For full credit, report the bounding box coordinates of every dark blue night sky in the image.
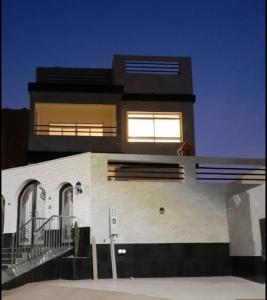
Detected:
[2,0,265,158]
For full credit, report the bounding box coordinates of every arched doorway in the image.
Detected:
[18,181,46,245]
[59,184,73,243]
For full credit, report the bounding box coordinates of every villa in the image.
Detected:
[1,54,265,288]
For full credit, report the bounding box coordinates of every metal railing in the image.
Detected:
[196,163,265,184]
[108,161,184,181]
[34,124,117,137]
[11,217,47,266]
[7,215,74,279]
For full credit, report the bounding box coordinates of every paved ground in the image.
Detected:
[2,277,265,300]
[2,283,164,300]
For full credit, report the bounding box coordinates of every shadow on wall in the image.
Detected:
[227,192,255,256]
[1,195,5,235]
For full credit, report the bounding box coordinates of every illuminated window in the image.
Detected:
[127,112,182,143]
[49,123,103,136]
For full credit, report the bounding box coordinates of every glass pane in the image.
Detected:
[77,130,90,136]
[49,128,62,135]
[154,119,180,138]
[62,127,75,136]
[91,128,104,136]
[128,119,154,137]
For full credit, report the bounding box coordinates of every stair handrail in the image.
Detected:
[34,215,75,244]
[5,215,76,281]
[16,217,46,232]
[34,215,75,234]
[33,215,55,234]
[11,217,47,266]
[13,217,47,244]
[33,215,75,252]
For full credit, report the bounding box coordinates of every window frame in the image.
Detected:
[127,112,183,143]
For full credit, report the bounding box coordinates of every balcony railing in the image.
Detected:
[196,163,266,183]
[108,161,184,181]
[178,156,265,184]
[106,156,265,184]
[34,124,117,137]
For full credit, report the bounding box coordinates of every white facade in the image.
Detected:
[2,152,91,233]
[2,152,265,253]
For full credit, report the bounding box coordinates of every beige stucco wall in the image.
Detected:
[90,153,229,244]
[226,184,265,256]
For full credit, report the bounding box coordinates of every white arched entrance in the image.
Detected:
[59,184,73,243]
[18,181,46,245]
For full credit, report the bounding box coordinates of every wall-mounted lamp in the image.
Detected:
[159,207,165,215]
[75,181,83,194]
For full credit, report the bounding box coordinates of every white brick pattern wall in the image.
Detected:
[2,153,91,233]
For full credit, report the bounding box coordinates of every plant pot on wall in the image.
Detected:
[60,256,92,280]
[72,221,80,279]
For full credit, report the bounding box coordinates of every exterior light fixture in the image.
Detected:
[75,181,82,194]
[118,249,127,255]
[159,207,165,214]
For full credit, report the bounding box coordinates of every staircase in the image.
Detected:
[2,215,74,284]
[1,248,12,269]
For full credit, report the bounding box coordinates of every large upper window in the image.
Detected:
[127,112,182,143]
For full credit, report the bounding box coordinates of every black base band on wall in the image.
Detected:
[231,256,265,283]
[2,240,265,290]
[97,243,232,278]
[2,233,13,248]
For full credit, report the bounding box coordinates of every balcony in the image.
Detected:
[34,103,116,136]
[29,103,120,155]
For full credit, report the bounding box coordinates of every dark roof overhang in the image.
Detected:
[122,93,196,102]
[28,83,124,93]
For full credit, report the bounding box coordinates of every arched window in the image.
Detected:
[59,184,73,242]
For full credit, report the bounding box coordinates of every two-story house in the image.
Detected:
[1,55,265,289]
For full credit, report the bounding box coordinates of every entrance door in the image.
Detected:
[60,185,73,243]
[18,181,45,245]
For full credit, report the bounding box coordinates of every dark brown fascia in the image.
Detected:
[28,83,196,102]
[28,82,124,93]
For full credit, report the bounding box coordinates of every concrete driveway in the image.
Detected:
[2,277,265,300]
